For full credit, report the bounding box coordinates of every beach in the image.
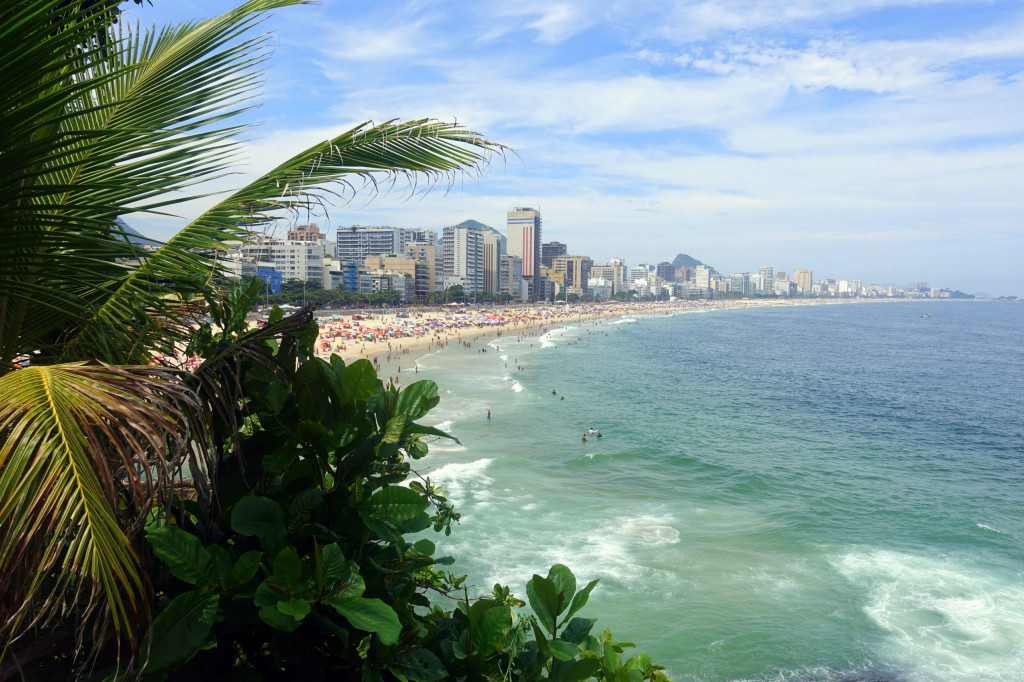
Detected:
[308,298,852,375]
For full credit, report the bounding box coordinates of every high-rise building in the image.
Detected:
[695,265,711,289]
[552,255,594,294]
[506,207,542,299]
[793,268,812,293]
[441,224,484,292]
[404,228,438,245]
[758,265,774,293]
[238,237,327,284]
[500,255,522,299]
[591,258,628,296]
[481,230,505,294]
[541,241,567,268]
[287,223,326,242]
[729,273,751,295]
[336,226,406,261]
[656,262,676,283]
[405,243,438,297]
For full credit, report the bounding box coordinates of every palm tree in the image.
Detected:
[0,0,502,662]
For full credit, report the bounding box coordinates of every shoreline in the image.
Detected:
[308,298,878,377]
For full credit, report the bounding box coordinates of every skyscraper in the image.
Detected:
[541,241,567,268]
[793,268,812,293]
[441,224,484,292]
[506,207,542,300]
[758,265,774,293]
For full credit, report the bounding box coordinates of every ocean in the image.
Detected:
[406,300,1024,682]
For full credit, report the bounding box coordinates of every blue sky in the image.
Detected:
[125,0,1024,296]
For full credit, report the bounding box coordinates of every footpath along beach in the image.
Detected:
[304,298,858,376]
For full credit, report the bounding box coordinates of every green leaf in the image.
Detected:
[143,590,220,673]
[473,602,512,655]
[324,597,402,646]
[288,487,323,526]
[147,526,215,588]
[364,485,429,522]
[391,649,448,682]
[272,547,303,591]
[557,658,602,682]
[259,603,301,632]
[230,550,263,587]
[383,413,408,444]
[526,574,558,635]
[548,638,578,661]
[565,579,599,622]
[392,381,440,422]
[277,597,311,621]
[339,360,379,403]
[232,495,287,547]
[561,617,597,644]
[547,564,577,614]
[410,539,435,556]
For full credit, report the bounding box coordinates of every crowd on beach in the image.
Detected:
[304,297,836,369]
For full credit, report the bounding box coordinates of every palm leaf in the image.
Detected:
[0,362,202,643]
[62,118,507,365]
[1,0,305,371]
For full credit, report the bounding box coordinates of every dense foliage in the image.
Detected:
[127,284,669,681]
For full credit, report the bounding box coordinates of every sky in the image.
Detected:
[123,0,1024,296]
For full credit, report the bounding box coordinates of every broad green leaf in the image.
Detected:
[272,547,303,592]
[339,360,379,403]
[473,603,512,655]
[232,495,286,547]
[557,658,602,682]
[548,638,578,661]
[547,564,577,614]
[383,413,408,444]
[143,590,220,673]
[288,487,323,526]
[391,648,448,682]
[565,579,599,622]
[361,515,403,545]
[561,617,597,644]
[259,603,301,632]
[364,485,429,521]
[392,381,440,422]
[230,550,263,587]
[527,574,558,635]
[277,597,311,620]
[147,526,215,588]
[410,539,435,556]
[324,597,401,646]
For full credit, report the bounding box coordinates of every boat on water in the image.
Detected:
[921,313,933,318]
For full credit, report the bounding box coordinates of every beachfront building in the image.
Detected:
[365,254,434,303]
[729,273,752,295]
[757,265,774,294]
[541,241,567,268]
[793,268,812,294]
[506,207,542,300]
[237,237,328,285]
[500,254,523,299]
[404,243,439,298]
[592,258,629,296]
[287,223,326,242]
[481,229,505,295]
[552,255,594,294]
[326,259,359,292]
[656,261,676,282]
[441,223,485,292]
[337,225,406,262]
[358,269,414,302]
[404,228,438,245]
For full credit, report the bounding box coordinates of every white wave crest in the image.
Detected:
[831,548,1024,681]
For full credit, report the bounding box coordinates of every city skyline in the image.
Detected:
[124,1,1024,297]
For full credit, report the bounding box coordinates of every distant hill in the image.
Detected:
[455,219,503,237]
[672,253,718,274]
[113,217,156,246]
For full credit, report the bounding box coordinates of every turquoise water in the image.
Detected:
[406,301,1024,681]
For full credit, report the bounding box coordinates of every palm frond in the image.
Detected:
[1,0,305,370]
[0,362,202,643]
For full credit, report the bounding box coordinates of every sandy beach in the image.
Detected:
[306,298,850,378]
